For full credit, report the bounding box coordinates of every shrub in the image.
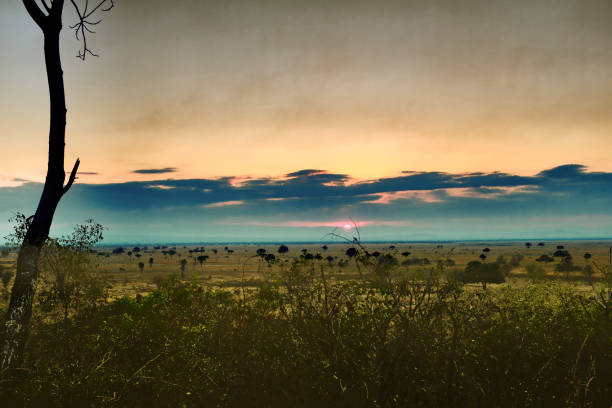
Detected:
[525,263,546,281]
[536,254,554,262]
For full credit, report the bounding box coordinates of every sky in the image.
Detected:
[1,0,612,242]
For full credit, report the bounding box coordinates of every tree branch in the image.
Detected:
[22,0,47,29]
[63,158,80,195]
[69,0,114,60]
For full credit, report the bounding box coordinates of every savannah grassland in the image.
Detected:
[1,240,612,407]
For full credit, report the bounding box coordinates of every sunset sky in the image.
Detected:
[1,0,612,242]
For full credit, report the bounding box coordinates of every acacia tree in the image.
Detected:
[1,0,114,370]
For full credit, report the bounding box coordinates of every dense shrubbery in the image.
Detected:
[1,262,612,407]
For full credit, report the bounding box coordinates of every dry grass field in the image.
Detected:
[1,240,609,301]
[45,239,608,298]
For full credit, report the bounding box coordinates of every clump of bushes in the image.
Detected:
[2,266,611,407]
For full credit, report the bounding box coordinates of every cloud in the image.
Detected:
[203,200,245,208]
[132,167,178,174]
[2,164,612,242]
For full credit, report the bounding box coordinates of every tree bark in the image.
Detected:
[1,0,77,370]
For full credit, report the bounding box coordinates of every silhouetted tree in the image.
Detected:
[196,255,209,272]
[553,250,571,258]
[2,0,115,370]
[345,248,358,258]
[525,242,532,248]
[148,257,154,269]
[264,253,276,266]
[277,244,289,255]
[138,261,145,274]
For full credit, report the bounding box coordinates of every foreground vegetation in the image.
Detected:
[1,267,612,406]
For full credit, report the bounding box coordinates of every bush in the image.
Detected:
[3,280,612,407]
[536,254,554,262]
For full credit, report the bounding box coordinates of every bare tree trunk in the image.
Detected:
[1,0,79,370]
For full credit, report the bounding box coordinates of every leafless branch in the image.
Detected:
[68,0,115,60]
[63,158,80,195]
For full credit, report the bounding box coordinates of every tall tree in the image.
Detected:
[1,0,114,370]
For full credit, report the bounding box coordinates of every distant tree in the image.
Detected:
[479,254,487,261]
[556,245,565,250]
[459,261,505,290]
[256,249,267,259]
[525,242,532,248]
[482,248,490,253]
[196,255,209,271]
[401,251,411,257]
[138,262,145,274]
[345,248,358,258]
[584,253,592,260]
[325,255,334,265]
[148,257,154,269]
[553,250,571,258]
[537,242,545,247]
[264,253,276,266]
[277,244,289,255]
[321,245,328,251]
[112,247,125,255]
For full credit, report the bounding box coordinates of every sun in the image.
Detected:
[343,224,352,230]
